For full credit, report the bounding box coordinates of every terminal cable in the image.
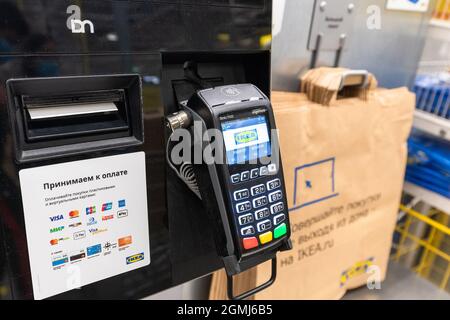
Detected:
[166,134,201,199]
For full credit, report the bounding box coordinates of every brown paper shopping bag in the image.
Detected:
[210,68,415,300]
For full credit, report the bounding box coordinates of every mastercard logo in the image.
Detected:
[118,236,132,247]
[69,210,80,218]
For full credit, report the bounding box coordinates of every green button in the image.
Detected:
[274,223,287,239]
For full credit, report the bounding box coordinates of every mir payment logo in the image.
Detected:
[234,129,258,145]
[50,226,64,233]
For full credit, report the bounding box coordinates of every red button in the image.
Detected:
[242,237,258,250]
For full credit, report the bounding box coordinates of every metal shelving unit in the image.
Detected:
[406,3,449,207]
[403,181,450,214]
[429,18,450,29]
[413,110,450,141]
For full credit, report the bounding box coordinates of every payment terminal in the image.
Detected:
[166,83,292,299]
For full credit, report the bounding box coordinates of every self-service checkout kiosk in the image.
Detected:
[0,0,290,300]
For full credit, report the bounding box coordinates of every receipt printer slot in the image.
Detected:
[7,74,143,162]
[22,89,129,142]
[27,102,118,120]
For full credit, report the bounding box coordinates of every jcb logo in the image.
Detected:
[66,5,94,34]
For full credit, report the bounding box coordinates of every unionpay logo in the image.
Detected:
[102,202,112,212]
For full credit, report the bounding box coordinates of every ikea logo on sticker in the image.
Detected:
[126,253,144,265]
[234,129,258,145]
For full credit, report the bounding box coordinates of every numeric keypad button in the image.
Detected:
[257,219,272,232]
[242,237,258,250]
[250,168,259,179]
[231,174,240,184]
[267,178,281,191]
[273,213,286,225]
[252,196,268,209]
[270,202,284,215]
[238,213,254,226]
[233,189,249,201]
[268,190,283,203]
[259,231,273,244]
[240,226,255,236]
[259,166,268,176]
[236,201,251,213]
[241,171,249,181]
[268,163,277,174]
[251,184,266,196]
[254,208,270,220]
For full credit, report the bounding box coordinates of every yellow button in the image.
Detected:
[259,231,273,244]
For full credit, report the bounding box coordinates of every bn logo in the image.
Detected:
[66,5,94,34]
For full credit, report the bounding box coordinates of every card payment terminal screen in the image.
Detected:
[221,115,271,165]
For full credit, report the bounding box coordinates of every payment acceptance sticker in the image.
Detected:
[19,152,150,299]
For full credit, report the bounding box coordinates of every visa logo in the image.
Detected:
[126,253,144,264]
[89,228,107,235]
[49,215,64,222]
